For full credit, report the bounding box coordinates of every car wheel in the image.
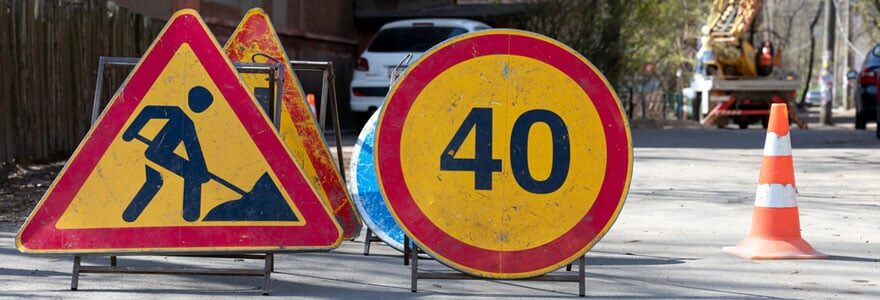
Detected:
[761,117,769,129]
[855,111,867,130]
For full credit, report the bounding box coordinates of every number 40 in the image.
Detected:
[439,107,570,194]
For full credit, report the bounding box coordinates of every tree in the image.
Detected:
[512,1,706,92]
[853,0,880,40]
[512,0,636,85]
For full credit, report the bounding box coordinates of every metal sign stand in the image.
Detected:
[72,254,274,294]
[401,235,426,266]
[362,228,383,255]
[361,55,413,257]
[93,59,347,160]
[288,60,346,182]
[74,56,294,295]
[405,236,587,297]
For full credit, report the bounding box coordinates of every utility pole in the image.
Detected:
[800,2,824,107]
[819,0,835,125]
[842,0,853,110]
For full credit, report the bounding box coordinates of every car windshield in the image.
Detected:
[368,27,468,53]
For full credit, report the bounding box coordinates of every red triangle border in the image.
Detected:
[17,11,341,254]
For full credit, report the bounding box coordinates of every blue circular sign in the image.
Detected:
[349,109,405,251]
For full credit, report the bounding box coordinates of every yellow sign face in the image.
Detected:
[16,10,342,254]
[56,44,304,228]
[223,8,362,239]
[399,55,608,251]
[375,30,632,278]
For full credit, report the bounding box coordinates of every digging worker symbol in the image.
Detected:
[121,86,297,223]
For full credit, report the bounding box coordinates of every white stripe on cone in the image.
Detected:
[763,132,792,156]
[755,184,798,208]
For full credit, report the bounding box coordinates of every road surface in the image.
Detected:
[1,125,878,299]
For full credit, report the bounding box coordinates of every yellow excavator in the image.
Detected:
[684,0,807,129]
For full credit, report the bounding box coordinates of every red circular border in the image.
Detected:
[376,32,630,275]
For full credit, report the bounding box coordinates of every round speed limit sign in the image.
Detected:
[375,30,632,279]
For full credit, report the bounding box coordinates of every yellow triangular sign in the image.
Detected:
[224,8,362,240]
[17,9,342,254]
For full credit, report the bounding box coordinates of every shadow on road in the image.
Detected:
[827,255,880,263]
[0,268,68,277]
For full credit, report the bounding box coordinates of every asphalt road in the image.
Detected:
[1,125,878,299]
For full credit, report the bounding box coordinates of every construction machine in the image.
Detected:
[683,0,807,129]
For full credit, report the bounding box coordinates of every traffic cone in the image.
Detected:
[307,93,316,114]
[723,103,827,259]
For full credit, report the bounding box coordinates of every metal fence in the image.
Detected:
[619,88,685,121]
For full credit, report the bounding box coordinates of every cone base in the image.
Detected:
[724,236,827,260]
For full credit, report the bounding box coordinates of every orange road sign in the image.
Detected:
[375,30,632,278]
[16,9,342,254]
[224,8,362,240]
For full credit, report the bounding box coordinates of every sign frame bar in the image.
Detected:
[74,56,349,296]
[70,253,274,295]
[78,56,301,295]
[91,57,346,183]
[408,241,586,297]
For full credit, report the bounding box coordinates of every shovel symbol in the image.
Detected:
[123,131,297,222]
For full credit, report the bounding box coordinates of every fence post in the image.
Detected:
[627,87,634,119]
[662,93,667,120]
[677,93,684,120]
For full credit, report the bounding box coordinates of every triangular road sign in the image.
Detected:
[224,8,362,240]
[16,9,342,254]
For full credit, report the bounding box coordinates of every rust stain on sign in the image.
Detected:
[224,8,362,240]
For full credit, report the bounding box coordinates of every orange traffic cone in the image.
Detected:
[306,93,316,114]
[723,103,826,259]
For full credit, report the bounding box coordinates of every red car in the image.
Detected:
[855,45,880,130]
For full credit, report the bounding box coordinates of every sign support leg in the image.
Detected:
[363,228,372,255]
[268,252,274,272]
[71,256,81,291]
[90,57,106,123]
[411,240,418,292]
[272,64,284,130]
[326,65,347,182]
[318,68,329,132]
[262,253,273,295]
[579,255,585,297]
[68,254,272,294]
[403,235,410,266]
[407,243,587,296]
[363,228,377,255]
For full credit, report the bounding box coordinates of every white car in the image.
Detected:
[804,90,823,107]
[350,19,491,113]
